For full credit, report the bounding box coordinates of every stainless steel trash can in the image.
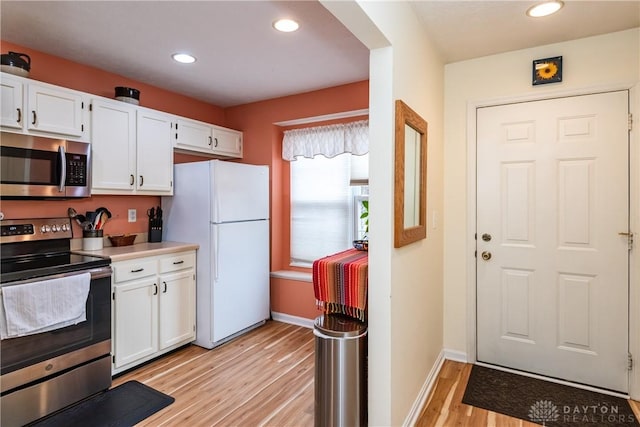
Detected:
[314,314,367,427]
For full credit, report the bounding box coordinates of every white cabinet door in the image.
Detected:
[0,74,23,129]
[114,277,158,368]
[175,118,213,152]
[212,126,242,158]
[137,109,173,194]
[159,269,195,349]
[90,98,136,192]
[27,82,85,137]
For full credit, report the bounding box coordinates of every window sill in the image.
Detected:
[270,270,313,283]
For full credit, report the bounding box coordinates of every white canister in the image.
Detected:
[83,229,104,251]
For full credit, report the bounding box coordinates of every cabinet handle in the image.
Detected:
[129,174,134,186]
[31,110,37,125]
[16,108,21,123]
[214,137,218,147]
[163,281,168,293]
[153,283,158,295]
[208,136,212,146]
[130,268,144,273]
[139,175,144,186]
[173,260,184,265]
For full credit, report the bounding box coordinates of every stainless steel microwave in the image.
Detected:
[0,133,91,198]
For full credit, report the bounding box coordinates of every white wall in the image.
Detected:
[444,28,640,365]
[323,1,446,425]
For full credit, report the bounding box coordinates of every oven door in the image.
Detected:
[0,132,90,198]
[0,266,112,392]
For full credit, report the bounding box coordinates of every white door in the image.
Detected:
[211,220,270,343]
[476,91,630,392]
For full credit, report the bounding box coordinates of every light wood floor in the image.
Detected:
[115,321,640,426]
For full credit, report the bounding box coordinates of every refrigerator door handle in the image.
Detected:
[213,225,219,281]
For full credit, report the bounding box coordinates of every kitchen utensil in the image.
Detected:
[93,207,112,230]
[114,86,140,105]
[1,51,31,77]
[67,207,82,226]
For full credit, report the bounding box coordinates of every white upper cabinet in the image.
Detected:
[90,98,173,195]
[174,116,242,158]
[90,98,137,192]
[0,73,88,141]
[136,109,173,194]
[212,125,243,158]
[1,74,23,129]
[27,82,86,137]
[174,118,212,151]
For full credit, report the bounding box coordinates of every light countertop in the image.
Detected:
[73,241,199,262]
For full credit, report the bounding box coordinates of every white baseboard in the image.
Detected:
[444,349,468,363]
[403,350,446,427]
[271,311,314,329]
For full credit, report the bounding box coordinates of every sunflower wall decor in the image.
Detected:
[532,56,563,85]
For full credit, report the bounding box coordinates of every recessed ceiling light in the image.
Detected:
[527,1,564,17]
[172,53,196,64]
[273,18,299,33]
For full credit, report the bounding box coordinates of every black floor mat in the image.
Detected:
[30,380,174,427]
[462,365,638,426]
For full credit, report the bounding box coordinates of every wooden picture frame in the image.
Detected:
[394,100,427,248]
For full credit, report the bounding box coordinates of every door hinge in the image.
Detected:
[112,292,115,300]
[89,103,93,112]
[629,113,633,131]
[81,101,84,110]
[628,353,633,371]
[81,124,84,132]
[619,232,634,250]
[112,355,115,364]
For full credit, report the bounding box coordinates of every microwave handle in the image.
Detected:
[58,145,66,193]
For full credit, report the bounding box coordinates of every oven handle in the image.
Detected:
[1,266,112,287]
[58,145,67,193]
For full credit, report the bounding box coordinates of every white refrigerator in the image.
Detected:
[162,160,270,349]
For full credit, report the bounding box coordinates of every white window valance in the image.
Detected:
[282,119,369,161]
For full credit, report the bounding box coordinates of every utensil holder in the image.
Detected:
[83,229,104,251]
[148,220,162,243]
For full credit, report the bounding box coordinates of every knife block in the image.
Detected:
[148,220,162,243]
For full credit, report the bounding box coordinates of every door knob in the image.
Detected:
[481,251,492,261]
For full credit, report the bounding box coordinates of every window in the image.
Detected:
[283,118,369,267]
[290,153,368,267]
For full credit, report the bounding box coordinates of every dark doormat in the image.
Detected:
[29,380,174,427]
[462,365,639,426]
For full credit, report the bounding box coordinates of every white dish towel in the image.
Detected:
[0,272,91,339]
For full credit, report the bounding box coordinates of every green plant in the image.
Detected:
[360,199,369,238]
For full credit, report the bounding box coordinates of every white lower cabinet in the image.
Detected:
[112,250,196,374]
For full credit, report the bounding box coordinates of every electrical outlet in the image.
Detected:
[128,209,137,223]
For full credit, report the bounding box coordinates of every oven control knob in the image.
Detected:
[40,225,51,233]
[52,224,59,232]
[61,224,69,232]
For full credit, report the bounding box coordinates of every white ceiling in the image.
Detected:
[1,1,638,108]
